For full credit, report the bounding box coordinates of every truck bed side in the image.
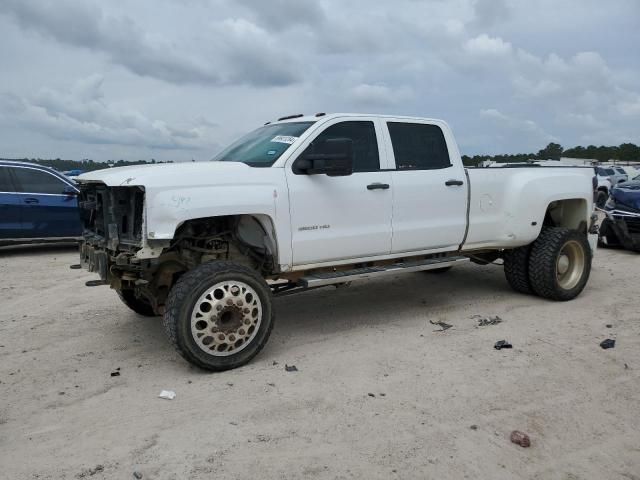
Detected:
[463,167,594,251]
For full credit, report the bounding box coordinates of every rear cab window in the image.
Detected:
[12,167,68,195]
[386,122,451,170]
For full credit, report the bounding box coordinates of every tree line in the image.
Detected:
[1,157,173,172]
[461,142,640,166]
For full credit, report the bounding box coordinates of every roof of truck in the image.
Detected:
[269,113,446,124]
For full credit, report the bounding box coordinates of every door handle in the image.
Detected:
[445,179,464,186]
[24,197,40,204]
[367,183,390,190]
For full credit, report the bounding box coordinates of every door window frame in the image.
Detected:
[8,165,78,196]
[380,118,460,172]
[285,116,393,172]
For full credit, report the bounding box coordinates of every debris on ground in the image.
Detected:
[85,280,105,287]
[494,340,513,350]
[69,264,82,270]
[272,361,279,366]
[158,390,176,400]
[600,339,616,349]
[430,319,452,331]
[510,430,531,448]
[474,315,503,327]
[368,393,375,398]
[110,371,120,377]
[285,364,298,372]
[76,464,104,478]
[133,472,143,479]
[606,324,613,328]
[470,424,478,430]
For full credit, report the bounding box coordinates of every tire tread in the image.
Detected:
[163,261,274,371]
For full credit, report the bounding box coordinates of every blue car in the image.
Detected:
[0,160,82,246]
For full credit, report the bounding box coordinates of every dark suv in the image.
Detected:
[0,160,82,246]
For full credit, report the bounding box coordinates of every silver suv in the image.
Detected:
[596,166,628,186]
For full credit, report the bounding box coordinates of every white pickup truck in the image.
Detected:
[76,113,598,371]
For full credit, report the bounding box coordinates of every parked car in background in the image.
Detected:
[596,166,627,186]
[0,160,82,246]
[599,175,640,252]
[63,169,84,177]
[594,169,613,208]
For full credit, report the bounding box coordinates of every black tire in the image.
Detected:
[163,261,274,371]
[424,266,452,274]
[595,191,608,208]
[503,245,533,294]
[597,218,620,248]
[528,227,591,301]
[117,289,157,317]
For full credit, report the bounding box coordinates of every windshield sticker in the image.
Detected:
[271,135,298,144]
[267,150,277,155]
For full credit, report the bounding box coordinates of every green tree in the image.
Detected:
[537,143,563,160]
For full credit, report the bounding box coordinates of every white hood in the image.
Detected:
[76,161,260,188]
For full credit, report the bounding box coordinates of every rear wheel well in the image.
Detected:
[542,199,589,234]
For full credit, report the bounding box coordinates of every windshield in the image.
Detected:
[212,122,314,167]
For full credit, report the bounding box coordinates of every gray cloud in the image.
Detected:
[0,0,638,160]
[0,0,299,87]
[235,0,326,30]
[0,75,217,150]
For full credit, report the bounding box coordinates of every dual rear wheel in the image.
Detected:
[504,227,591,301]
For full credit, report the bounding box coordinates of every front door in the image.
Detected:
[286,119,392,266]
[384,120,468,253]
[11,166,81,238]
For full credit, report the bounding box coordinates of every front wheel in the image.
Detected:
[528,227,591,301]
[163,261,274,371]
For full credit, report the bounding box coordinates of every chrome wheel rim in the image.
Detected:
[190,280,262,356]
[556,240,585,290]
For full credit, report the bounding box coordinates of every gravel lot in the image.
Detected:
[1,244,639,479]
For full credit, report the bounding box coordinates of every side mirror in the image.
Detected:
[294,138,353,176]
[63,185,78,196]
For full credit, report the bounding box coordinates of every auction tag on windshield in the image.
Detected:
[271,135,298,144]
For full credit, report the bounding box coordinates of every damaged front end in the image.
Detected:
[79,183,146,285]
[599,183,640,252]
[77,182,277,315]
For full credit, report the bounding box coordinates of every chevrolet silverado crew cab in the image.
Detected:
[76,113,598,371]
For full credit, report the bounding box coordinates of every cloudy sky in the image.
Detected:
[0,0,638,162]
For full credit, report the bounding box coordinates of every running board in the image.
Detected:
[299,256,469,288]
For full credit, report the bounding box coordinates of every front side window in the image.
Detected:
[305,121,380,172]
[387,122,451,170]
[12,167,67,194]
[0,167,15,192]
[213,122,314,167]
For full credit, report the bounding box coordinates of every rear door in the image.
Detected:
[0,166,23,239]
[285,119,393,266]
[383,120,467,253]
[12,166,81,238]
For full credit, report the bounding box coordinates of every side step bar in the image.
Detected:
[299,256,469,288]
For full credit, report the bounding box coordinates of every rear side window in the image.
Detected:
[308,121,380,172]
[387,122,451,170]
[12,167,67,194]
[0,167,15,192]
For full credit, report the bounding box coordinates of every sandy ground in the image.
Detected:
[0,244,639,480]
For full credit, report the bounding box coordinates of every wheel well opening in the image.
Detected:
[543,199,589,233]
